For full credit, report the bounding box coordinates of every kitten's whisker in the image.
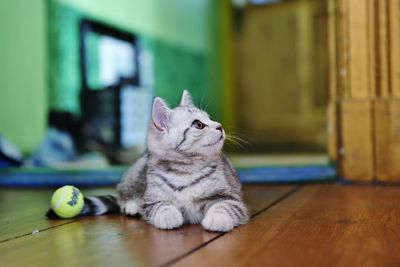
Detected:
[227,133,249,140]
[194,90,199,106]
[203,98,213,112]
[226,140,245,150]
[225,134,250,150]
[225,135,247,150]
[225,133,251,145]
[227,137,250,146]
[226,132,251,139]
[200,94,206,111]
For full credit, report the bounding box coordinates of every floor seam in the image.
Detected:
[250,185,301,219]
[0,220,78,244]
[160,185,302,267]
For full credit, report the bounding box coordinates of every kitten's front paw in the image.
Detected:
[121,200,139,216]
[153,205,184,230]
[202,206,234,232]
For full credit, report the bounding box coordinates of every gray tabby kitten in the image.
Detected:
[116,90,249,232]
[48,90,248,232]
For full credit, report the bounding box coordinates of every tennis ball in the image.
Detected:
[51,185,84,219]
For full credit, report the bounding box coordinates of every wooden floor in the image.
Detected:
[1,184,400,267]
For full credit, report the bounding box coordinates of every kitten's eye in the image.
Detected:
[192,120,205,129]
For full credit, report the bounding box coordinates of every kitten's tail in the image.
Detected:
[46,195,120,218]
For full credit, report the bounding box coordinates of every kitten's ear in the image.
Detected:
[180,89,194,107]
[152,97,171,132]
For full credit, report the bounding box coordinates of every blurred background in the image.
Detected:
[0,0,331,182]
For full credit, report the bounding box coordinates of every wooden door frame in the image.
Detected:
[328,0,400,182]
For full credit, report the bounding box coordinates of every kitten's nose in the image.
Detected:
[216,125,223,132]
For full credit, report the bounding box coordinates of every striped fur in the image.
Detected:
[81,195,120,215]
[47,90,249,232]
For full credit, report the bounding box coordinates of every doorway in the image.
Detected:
[234,0,328,152]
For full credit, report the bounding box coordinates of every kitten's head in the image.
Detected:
[147,90,225,158]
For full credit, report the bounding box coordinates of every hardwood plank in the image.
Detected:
[339,100,374,181]
[0,187,115,242]
[242,185,297,216]
[173,185,400,267]
[0,185,295,267]
[374,99,400,181]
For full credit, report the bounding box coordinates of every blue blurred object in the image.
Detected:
[0,164,336,187]
[0,135,23,168]
[0,167,124,187]
[24,127,77,167]
[237,165,336,183]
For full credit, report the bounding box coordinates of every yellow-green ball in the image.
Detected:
[51,185,84,219]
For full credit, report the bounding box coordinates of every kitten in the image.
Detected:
[49,90,249,232]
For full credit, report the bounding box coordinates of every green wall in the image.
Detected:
[0,0,47,153]
[56,0,213,53]
[0,0,225,153]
